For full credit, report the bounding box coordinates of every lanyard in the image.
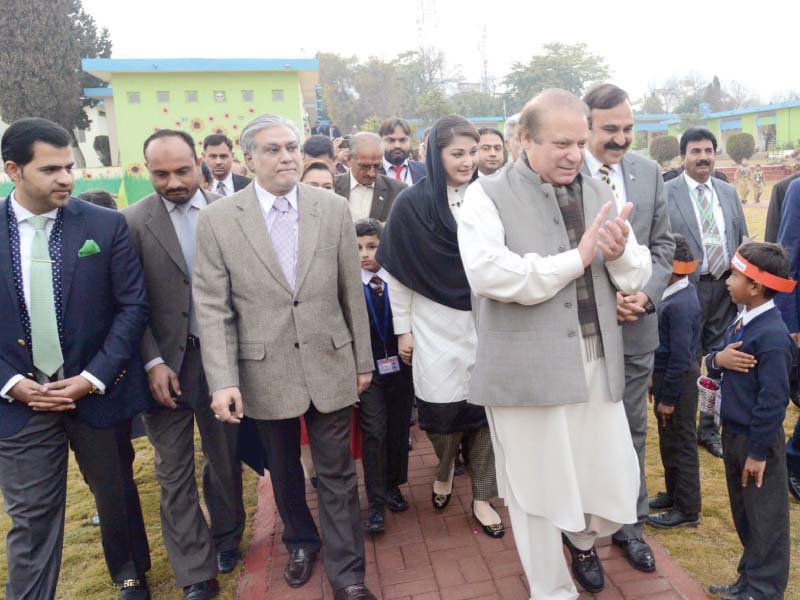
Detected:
[687,182,716,224]
[363,282,391,356]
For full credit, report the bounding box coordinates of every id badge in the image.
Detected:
[376,356,401,375]
[713,388,722,428]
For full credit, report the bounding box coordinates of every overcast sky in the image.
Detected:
[82,0,796,105]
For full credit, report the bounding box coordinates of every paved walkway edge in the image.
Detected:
[237,475,278,599]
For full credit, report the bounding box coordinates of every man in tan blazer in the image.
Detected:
[123,129,244,600]
[334,132,406,222]
[193,115,376,600]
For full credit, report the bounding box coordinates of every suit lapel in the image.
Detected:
[0,199,22,324]
[335,175,350,199]
[370,177,388,221]
[235,187,294,294]
[712,181,736,254]
[144,195,188,276]
[60,199,86,312]
[674,181,703,250]
[294,186,321,293]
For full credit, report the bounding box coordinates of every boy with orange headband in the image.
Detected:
[705,242,796,600]
[648,234,703,530]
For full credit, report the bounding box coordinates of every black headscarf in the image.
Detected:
[377,117,475,311]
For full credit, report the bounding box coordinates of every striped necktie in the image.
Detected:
[696,184,727,279]
[598,164,617,197]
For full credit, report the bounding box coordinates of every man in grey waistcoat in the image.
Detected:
[580,84,674,572]
[459,89,652,600]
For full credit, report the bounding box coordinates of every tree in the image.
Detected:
[0,0,111,166]
[722,81,759,110]
[702,76,724,111]
[638,93,665,114]
[650,135,680,167]
[93,135,111,166]
[502,43,610,112]
[416,89,452,122]
[353,58,405,127]
[726,133,756,164]
[770,90,800,103]
[449,91,502,118]
[317,52,359,131]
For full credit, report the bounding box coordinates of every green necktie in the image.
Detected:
[28,215,63,377]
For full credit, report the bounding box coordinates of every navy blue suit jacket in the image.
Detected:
[775,179,800,333]
[0,196,151,438]
[381,160,427,185]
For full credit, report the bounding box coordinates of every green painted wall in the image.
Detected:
[705,118,721,140]
[110,70,304,202]
[777,107,800,147]
[667,124,682,138]
[740,114,756,137]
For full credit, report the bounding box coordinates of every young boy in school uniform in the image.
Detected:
[705,242,796,600]
[648,234,703,529]
[355,218,414,534]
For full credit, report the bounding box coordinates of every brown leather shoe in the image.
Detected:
[284,548,317,588]
[333,584,377,600]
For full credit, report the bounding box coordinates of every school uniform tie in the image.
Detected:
[598,164,618,197]
[696,184,727,279]
[27,215,63,377]
[270,196,298,289]
[369,275,384,296]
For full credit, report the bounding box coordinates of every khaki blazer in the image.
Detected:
[123,189,220,373]
[334,173,407,222]
[192,182,373,420]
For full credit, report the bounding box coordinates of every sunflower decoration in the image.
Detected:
[212,126,227,137]
[189,118,205,132]
[247,106,256,114]
[174,120,182,128]
[83,171,94,180]
[232,124,239,131]
[127,162,145,177]
[161,107,169,114]
[224,112,231,119]
[233,136,240,147]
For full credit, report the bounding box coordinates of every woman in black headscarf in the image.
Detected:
[377,115,504,538]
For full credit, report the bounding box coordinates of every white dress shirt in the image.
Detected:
[584,150,627,210]
[144,190,208,372]
[683,172,729,274]
[457,180,652,307]
[213,171,235,196]
[2,194,105,399]
[348,172,373,221]
[736,299,775,328]
[661,276,690,301]
[361,267,390,288]
[382,158,412,185]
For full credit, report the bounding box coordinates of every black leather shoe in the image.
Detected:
[431,490,451,510]
[562,535,604,593]
[709,580,745,596]
[363,507,386,534]
[647,508,700,529]
[333,583,377,600]
[648,491,673,511]
[216,548,241,574]
[119,579,150,600]
[612,537,656,572]
[182,579,219,600]
[284,548,317,588]
[386,487,409,512]
[699,438,724,458]
[472,508,504,539]
[788,469,800,501]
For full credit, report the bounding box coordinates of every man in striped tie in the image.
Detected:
[665,127,748,459]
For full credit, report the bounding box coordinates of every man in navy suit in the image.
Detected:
[0,118,152,600]
[378,118,427,185]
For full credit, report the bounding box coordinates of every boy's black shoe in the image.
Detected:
[363,507,386,534]
[562,534,604,593]
[648,491,673,511]
[386,487,409,512]
[647,508,700,529]
[698,438,724,458]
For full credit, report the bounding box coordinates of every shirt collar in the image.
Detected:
[662,277,690,300]
[350,171,373,190]
[738,299,775,327]
[382,158,407,174]
[684,171,714,193]
[361,267,389,285]
[161,188,207,213]
[583,149,619,177]
[254,180,298,213]
[10,191,59,223]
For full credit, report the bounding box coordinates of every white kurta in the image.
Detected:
[383,186,476,405]
[459,179,649,529]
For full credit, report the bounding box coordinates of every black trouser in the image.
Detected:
[652,367,702,516]
[722,428,790,599]
[358,371,414,511]
[0,412,150,600]
[252,404,364,590]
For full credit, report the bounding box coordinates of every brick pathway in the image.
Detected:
[237,425,709,600]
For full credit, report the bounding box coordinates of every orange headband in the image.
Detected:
[731,252,797,293]
[673,259,698,275]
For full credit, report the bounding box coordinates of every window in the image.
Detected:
[185,90,198,103]
[127,92,140,104]
[272,89,284,102]
[213,90,226,102]
[241,90,254,102]
[157,91,170,103]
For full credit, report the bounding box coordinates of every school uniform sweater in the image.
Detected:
[706,307,797,460]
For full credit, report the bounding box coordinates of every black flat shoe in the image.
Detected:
[363,507,386,534]
[612,537,656,572]
[386,487,409,512]
[562,535,604,593]
[472,508,504,538]
[431,490,451,510]
[216,548,241,574]
[647,508,700,530]
[648,491,673,511]
[284,547,317,588]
